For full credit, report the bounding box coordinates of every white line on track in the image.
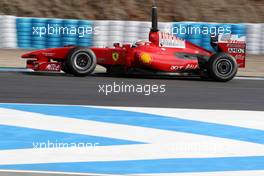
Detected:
[0,68,32,72]
[95,106,264,131]
[133,170,264,176]
[0,169,110,176]
[1,108,264,165]
[235,76,264,80]
[2,169,264,176]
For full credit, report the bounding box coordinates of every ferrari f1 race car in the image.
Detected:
[22,4,246,82]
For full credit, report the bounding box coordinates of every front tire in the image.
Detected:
[208,52,238,82]
[66,47,97,77]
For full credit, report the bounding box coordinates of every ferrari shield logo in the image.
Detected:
[112,52,119,61]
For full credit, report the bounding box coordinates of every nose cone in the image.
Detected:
[21,51,37,58]
[21,49,48,58]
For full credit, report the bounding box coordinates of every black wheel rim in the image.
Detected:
[216,59,233,76]
[73,52,92,70]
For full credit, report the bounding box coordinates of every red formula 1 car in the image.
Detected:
[22,5,246,82]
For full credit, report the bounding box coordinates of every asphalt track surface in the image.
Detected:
[0,70,263,111]
[0,70,263,176]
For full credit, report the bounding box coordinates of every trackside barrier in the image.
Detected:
[245,23,263,55]
[0,16,263,55]
[0,15,17,48]
[16,17,32,48]
[172,22,245,51]
[31,18,47,49]
[78,20,93,47]
[93,21,173,47]
[46,18,63,48]
[16,17,94,49]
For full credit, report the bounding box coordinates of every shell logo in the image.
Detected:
[140,53,152,64]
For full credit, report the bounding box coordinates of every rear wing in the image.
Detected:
[212,34,246,68]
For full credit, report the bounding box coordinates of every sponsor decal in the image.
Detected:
[185,64,199,69]
[159,32,186,48]
[140,53,152,64]
[43,52,55,57]
[46,64,61,71]
[112,52,119,61]
[228,48,245,54]
[227,43,244,48]
[218,34,246,44]
[171,64,198,71]
[235,54,245,60]
[171,65,184,70]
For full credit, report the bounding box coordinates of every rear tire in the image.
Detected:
[208,52,238,82]
[66,47,96,77]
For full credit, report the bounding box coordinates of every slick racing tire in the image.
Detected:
[66,47,97,77]
[208,52,238,82]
